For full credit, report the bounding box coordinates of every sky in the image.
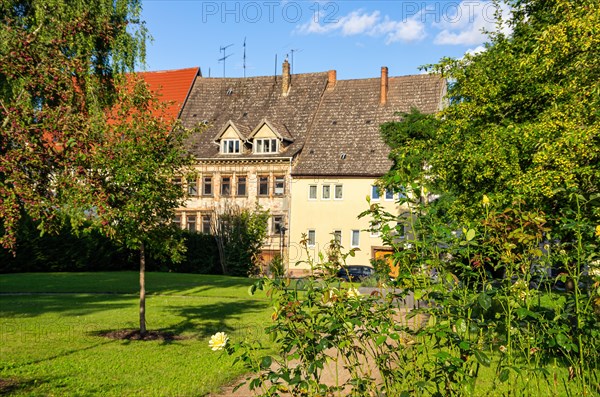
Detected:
[141,0,508,80]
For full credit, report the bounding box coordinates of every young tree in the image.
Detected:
[211,204,270,277]
[82,76,195,335]
[0,0,147,250]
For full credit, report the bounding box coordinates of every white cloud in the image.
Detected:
[295,9,426,44]
[465,45,486,55]
[433,1,512,46]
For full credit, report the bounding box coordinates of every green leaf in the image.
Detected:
[465,229,476,242]
[478,292,491,310]
[499,368,510,383]
[260,355,272,369]
[474,350,491,367]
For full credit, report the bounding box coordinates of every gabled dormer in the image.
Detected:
[213,120,251,154]
[248,119,294,154]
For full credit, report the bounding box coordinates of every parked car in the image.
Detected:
[337,265,374,282]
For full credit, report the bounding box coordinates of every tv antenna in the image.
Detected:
[290,48,302,74]
[218,43,234,77]
[243,37,247,78]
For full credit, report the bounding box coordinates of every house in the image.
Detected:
[137,67,200,122]
[177,62,445,275]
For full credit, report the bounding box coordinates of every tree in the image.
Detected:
[212,203,270,277]
[0,0,147,250]
[383,0,599,229]
[83,76,194,335]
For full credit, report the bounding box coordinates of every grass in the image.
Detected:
[0,272,273,396]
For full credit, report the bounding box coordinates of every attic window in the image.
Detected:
[221,139,240,154]
[332,121,337,125]
[309,149,314,154]
[365,120,372,124]
[254,138,279,154]
[242,112,248,117]
[340,153,347,160]
[226,88,234,96]
[192,114,197,118]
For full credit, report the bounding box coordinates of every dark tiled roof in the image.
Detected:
[180,72,329,159]
[293,74,445,176]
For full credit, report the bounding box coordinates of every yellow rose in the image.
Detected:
[208,332,229,351]
[595,225,600,238]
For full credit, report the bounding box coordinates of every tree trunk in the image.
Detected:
[139,242,146,336]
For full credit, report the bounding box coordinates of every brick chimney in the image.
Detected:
[282,59,291,95]
[327,70,337,90]
[380,66,388,105]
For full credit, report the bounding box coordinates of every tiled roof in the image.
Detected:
[180,72,329,159]
[138,67,199,121]
[293,74,446,176]
[179,69,445,174]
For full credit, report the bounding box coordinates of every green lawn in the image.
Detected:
[0,272,273,396]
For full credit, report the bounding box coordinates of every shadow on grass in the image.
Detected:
[158,299,270,342]
[0,294,135,318]
[0,377,42,396]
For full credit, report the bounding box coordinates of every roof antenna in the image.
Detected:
[218,43,233,77]
[243,37,247,78]
[290,48,302,74]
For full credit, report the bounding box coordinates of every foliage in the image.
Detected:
[212,204,270,277]
[0,0,147,250]
[0,220,220,274]
[268,255,285,278]
[383,0,599,227]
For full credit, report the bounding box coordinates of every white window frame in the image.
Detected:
[308,185,317,200]
[370,222,381,238]
[351,230,360,247]
[322,185,331,200]
[221,139,240,154]
[307,229,316,247]
[371,185,380,201]
[385,189,394,201]
[273,176,285,196]
[254,138,279,154]
[334,184,343,200]
[333,230,342,244]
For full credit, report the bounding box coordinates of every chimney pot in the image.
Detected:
[380,66,388,105]
[327,70,337,89]
[282,60,291,95]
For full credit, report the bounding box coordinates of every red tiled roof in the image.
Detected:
[137,67,199,121]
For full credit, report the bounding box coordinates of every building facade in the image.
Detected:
[177,62,446,274]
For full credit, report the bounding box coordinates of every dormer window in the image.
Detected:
[254,138,279,154]
[221,139,240,154]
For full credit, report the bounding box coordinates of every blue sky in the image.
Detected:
[141,1,508,79]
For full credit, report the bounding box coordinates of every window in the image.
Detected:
[371,185,380,200]
[322,185,331,199]
[221,176,231,196]
[308,185,317,200]
[187,215,197,232]
[202,176,213,196]
[334,184,343,200]
[370,222,380,237]
[221,139,240,154]
[173,177,182,190]
[201,214,211,234]
[173,215,182,229]
[398,185,408,199]
[351,230,360,247]
[272,215,285,235]
[236,176,247,196]
[187,178,198,196]
[254,138,279,153]
[258,176,269,196]
[274,176,285,196]
[333,230,342,244]
[307,229,316,247]
[385,189,394,201]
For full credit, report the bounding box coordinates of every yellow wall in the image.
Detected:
[288,176,406,275]
[253,123,276,138]
[220,126,240,139]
